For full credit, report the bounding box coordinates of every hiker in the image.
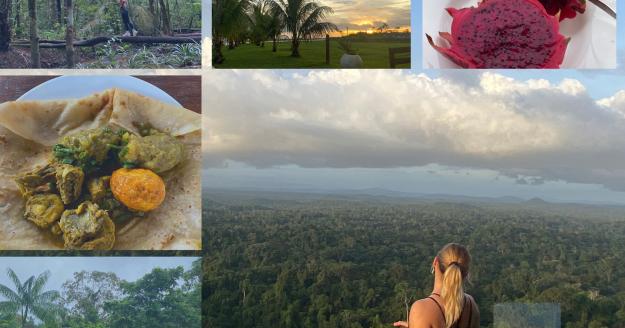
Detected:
[393,243,480,328]
[120,0,137,36]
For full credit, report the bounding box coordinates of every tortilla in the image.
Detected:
[0,88,201,250]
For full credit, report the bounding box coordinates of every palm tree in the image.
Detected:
[266,6,285,52]
[269,0,337,57]
[0,269,60,328]
[248,1,272,46]
[247,0,284,52]
[213,0,250,64]
[377,22,389,33]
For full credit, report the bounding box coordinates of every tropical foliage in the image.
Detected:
[0,0,201,68]
[212,0,337,64]
[212,0,251,64]
[269,0,337,56]
[204,191,625,328]
[0,262,201,328]
[0,269,60,328]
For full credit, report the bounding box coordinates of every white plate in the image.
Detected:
[422,0,617,69]
[18,76,181,106]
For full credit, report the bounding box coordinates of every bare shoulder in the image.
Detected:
[409,298,439,327]
[410,298,433,313]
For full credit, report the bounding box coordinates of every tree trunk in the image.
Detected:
[64,0,74,67]
[14,0,20,36]
[272,36,277,52]
[21,304,28,328]
[158,0,171,35]
[47,0,53,25]
[0,0,10,51]
[291,38,300,57]
[149,0,155,16]
[212,38,224,65]
[56,0,62,24]
[46,0,51,24]
[28,0,40,67]
[145,0,157,35]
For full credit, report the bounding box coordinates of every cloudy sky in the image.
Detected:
[0,257,196,291]
[202,0,625,205]
[204,68,625,204]
[204,0,410,34]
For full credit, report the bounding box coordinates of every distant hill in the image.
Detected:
[204,187,526,204]
[203,188,625,221]
[526,197,549,205]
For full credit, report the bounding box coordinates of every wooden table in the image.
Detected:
[0,76,201,113]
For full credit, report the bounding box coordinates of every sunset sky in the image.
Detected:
[322,0,411,35]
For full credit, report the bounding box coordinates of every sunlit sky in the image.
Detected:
[321,0,411,35]
[202,0,625,205]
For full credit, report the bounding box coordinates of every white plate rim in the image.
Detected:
[17,76,182,107]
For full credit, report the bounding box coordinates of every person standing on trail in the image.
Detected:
[120,0,138,36]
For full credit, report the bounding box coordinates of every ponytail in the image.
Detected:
[441,263,464,328]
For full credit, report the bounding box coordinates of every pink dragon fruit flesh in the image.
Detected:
[427,0,570,69]
[540,0,586,20]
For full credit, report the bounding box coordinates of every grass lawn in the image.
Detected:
[214,39,411,68]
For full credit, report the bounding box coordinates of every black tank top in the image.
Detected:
[427,293,473,328]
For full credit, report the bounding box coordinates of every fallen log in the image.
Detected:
[12,35,201,48]
[12,33,201,45]
[13,39,67,44]
[173,33,202,38]
[174,28,201,33]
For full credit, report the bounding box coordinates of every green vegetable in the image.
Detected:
[53,127,123,172]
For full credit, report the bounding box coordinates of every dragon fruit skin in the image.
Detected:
[540,0,586,20]
[427,0,569,69]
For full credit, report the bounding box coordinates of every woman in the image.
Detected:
[394,243,480,328]
[120,0,137,37]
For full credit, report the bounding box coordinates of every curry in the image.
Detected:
[13,125,184,250]
[0,88,201,250]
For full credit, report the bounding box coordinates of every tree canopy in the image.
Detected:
[204,191,625,327]
[0,261,201,328]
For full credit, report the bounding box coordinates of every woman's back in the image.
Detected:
[395,244,479,328]
[408,293,480,328]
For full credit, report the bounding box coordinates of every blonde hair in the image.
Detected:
[437,243,471,328]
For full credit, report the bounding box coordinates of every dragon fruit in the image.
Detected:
[539,0,586,20]
[427,0,570,69]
